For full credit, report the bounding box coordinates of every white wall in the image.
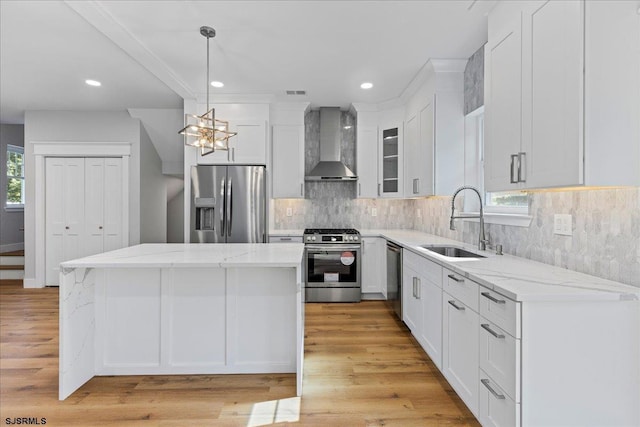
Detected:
[0,124,25,252]
[23,111,144,285]
[139,126,166,243]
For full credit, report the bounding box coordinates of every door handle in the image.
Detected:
[447,274,464,283]
[99,226,103,230]
[517,152,526,183]
[481,379,506,399]
[481,323,505,339]
[300,183,303,196]
[227,177,232,237]
[448,300,465,311]
[65,226,70,230]
[358,183,361,196]
[481,292,506,304]
[220,178,226,236]
[378,183,381,196]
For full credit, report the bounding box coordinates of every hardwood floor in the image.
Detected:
[0,281,479,426]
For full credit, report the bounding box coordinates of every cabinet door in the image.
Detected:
[356,126,379,198]
[417,101,435,196]
[231,121,267,164]
[403,114,418,197]
[272,125,304,198]
[522,0,583,188]
[442,292,479,416]
[378,125,403,198]
[402,264,420,334]
[361,237,383,294]
[196,121,267,165]
[419,277,442,370]
[484,17,523,192]
[45,158,84,285]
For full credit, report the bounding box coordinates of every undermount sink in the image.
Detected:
[419,245,485,259]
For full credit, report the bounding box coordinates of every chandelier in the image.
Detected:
[179,26,236,156]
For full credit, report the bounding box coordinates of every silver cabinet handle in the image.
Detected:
[481,323,505,339]
[416,277,420,299]
[517,152,526,183]
[280,237,292,241]
[358,183,361,196]
[481,379,506,399]
[481,292,506,304]
[232,147,236,162]
[412,277,416,298]
[447,274,464,283]
[448,300,465,311]
[300,183,303,196]
[378,183,381,196]
[510,154,518,184]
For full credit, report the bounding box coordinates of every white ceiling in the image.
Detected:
[0,0,494,124]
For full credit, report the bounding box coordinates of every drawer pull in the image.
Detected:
[447,274,464,283]
[481,379,506,400]
[448,300,465,311]
[279,237,292,241]
[481,291,506,304]
[481,323,505,339]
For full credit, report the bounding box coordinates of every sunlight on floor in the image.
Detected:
[247,396,301,426]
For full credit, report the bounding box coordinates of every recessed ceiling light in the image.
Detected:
[211,81,224,88]
[85,79,101,87]
[360,82,373,89]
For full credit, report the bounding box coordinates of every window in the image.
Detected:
[6,145,24,209]
[463,108,530,222]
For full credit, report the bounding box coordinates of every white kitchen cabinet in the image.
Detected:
[268,235,303,243]
[361,237,386,297]
[484,14,523,192]
[356,126,379,198]
[402,262,421,333]
[485,0,640,191]
[442,275,479,417]
[45,157,125,285]
[272,125,304,198]
[197,120,267,165]
[379,124,403,198]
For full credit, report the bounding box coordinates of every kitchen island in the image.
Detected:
[58,243,305,400]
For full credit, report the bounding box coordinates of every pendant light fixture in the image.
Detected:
[179,26,236,156]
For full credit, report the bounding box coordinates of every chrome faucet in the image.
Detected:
[449,186,488,251]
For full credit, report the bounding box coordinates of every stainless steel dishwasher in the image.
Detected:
[386,242,402,320]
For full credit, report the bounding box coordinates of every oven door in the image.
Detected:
[305,244,360,288]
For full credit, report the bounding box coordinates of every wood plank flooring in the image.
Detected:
[0,280,479,426]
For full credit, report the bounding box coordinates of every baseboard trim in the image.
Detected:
[0,242,24,253]
[23,278,44,289]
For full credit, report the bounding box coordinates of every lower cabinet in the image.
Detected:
[361,237,386,298]
[442,285,479,417]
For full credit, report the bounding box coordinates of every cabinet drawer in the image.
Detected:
[405,250,442,287]
[479,287,520,338]
[479,370,520,427]
[268,236,302,243]
[479,320,520,402]
[443,269,478,311]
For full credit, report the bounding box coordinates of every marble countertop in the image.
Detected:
[61,243,304,269]
[360,229,640,302]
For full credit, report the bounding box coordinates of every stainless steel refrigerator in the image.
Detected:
[190,165,266,243]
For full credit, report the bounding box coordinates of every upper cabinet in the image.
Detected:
[485,0,640,191]
[353,105,379,198]
[404,60,466,197]
[378,108,405,198]
[272,125,304,198]
[196,120,267,165]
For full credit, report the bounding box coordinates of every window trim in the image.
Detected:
[5,144,25,210]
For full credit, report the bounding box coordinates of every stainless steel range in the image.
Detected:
[304,228,361,303]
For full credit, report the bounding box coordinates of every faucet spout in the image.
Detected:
[450,186,487,251]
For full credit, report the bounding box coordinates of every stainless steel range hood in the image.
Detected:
[305,107,357,181]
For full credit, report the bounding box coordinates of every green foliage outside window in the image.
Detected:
[6,147,24,205]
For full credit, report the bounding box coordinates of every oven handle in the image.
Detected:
[305,244,362,251]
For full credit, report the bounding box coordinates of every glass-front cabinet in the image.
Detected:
[378,124,403,198]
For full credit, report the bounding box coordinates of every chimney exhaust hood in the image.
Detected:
[305,107,358,181]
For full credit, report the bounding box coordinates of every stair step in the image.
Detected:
[0,270,24,280]
[0,256,25,266]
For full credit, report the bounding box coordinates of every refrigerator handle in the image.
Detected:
[227,177,233,237]
[220,178,226,236]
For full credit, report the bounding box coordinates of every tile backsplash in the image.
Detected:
[274,187,640,287]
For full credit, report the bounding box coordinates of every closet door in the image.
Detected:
[84,158,105,257]
[102,158,123,252]
[45,158,85,285]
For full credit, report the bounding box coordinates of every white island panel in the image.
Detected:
[168,268,227,367]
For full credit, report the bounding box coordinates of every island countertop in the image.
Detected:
[61,243,304,269]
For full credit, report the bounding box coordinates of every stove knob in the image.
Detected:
[354,236,358,241]
[311,236,316,241]
[349,236,354,241]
